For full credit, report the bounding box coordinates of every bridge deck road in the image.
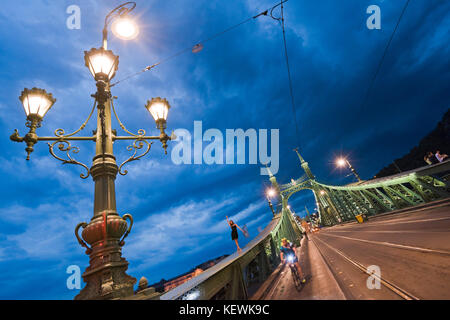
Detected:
[263,201,450,300]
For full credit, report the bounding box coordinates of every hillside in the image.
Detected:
[375,108,450,178]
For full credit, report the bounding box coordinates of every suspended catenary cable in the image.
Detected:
[358,0,410,111]
[276,0,301,148]
[111,0,302,151]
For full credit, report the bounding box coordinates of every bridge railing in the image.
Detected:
[145,207,303,300]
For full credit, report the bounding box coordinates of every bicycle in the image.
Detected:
[286,254,304,291]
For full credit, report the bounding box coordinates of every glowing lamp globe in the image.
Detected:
[266,188,276,198]
[145,97,171,129]
[19,87,56,120]
[111,17,139,40]
[84,47,119,81]
[336,158,347,167]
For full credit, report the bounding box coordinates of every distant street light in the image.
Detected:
[336,158,346,167]
[336,157,362,182]
[10,2,177,300]
[265,188,276,217]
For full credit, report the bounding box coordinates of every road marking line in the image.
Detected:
[336,216,450,229]
[366,217,450,226]
[313,236,420,300]
[326,230,450,234]
[320,233,450,255]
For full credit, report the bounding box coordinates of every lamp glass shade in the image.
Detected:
[19,88,56,119]
[84,48,119,81]
[111,17,139,40]
[145,97,171,124]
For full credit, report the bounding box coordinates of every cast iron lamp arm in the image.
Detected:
[10,98,98,150]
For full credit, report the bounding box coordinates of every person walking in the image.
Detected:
[226,216,244,252]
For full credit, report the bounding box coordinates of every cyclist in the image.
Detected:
[280,238,306,284]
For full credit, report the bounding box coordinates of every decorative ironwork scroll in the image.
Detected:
[118,139,152,175]
[48,140,90,179]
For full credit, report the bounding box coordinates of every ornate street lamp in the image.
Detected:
[11,88,56,160]
[84,47,119,82]
[146,97,170,128]
[336,157,362,182]
[19,87,56,120]
[145,97,172,154]
[10,2,175,300]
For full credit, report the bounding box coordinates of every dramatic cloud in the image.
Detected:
[0,0,448,298]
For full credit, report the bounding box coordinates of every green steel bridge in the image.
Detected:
[129,152,450,300]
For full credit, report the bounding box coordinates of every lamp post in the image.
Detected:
[336,157,362,182]
[10,2,175,300]
[266,188,276,217]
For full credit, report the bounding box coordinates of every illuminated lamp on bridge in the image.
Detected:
[265,188,277,217]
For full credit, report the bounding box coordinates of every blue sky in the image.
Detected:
[0,0,448,299]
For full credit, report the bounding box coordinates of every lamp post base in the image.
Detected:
[74,212,137,300]
[75,241,136,300]
[75,264,136,300]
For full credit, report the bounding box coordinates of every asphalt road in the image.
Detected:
[266,201,450,300]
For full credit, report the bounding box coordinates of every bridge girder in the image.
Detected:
[277,161,450,227]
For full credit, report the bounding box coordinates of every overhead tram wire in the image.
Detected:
[265,0,301,152]
[111,1,290,87]
[111,1,303,159]
[278,0,301,149]
[358,0,411,112]
[110,18,253,87]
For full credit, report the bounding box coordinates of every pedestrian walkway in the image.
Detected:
[299,236,345,300]
[251,235,346,300]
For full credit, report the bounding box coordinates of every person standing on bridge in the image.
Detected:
[226,216,244,252]
[435,150,449,162]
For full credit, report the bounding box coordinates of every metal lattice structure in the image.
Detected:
[280,150,450,226]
